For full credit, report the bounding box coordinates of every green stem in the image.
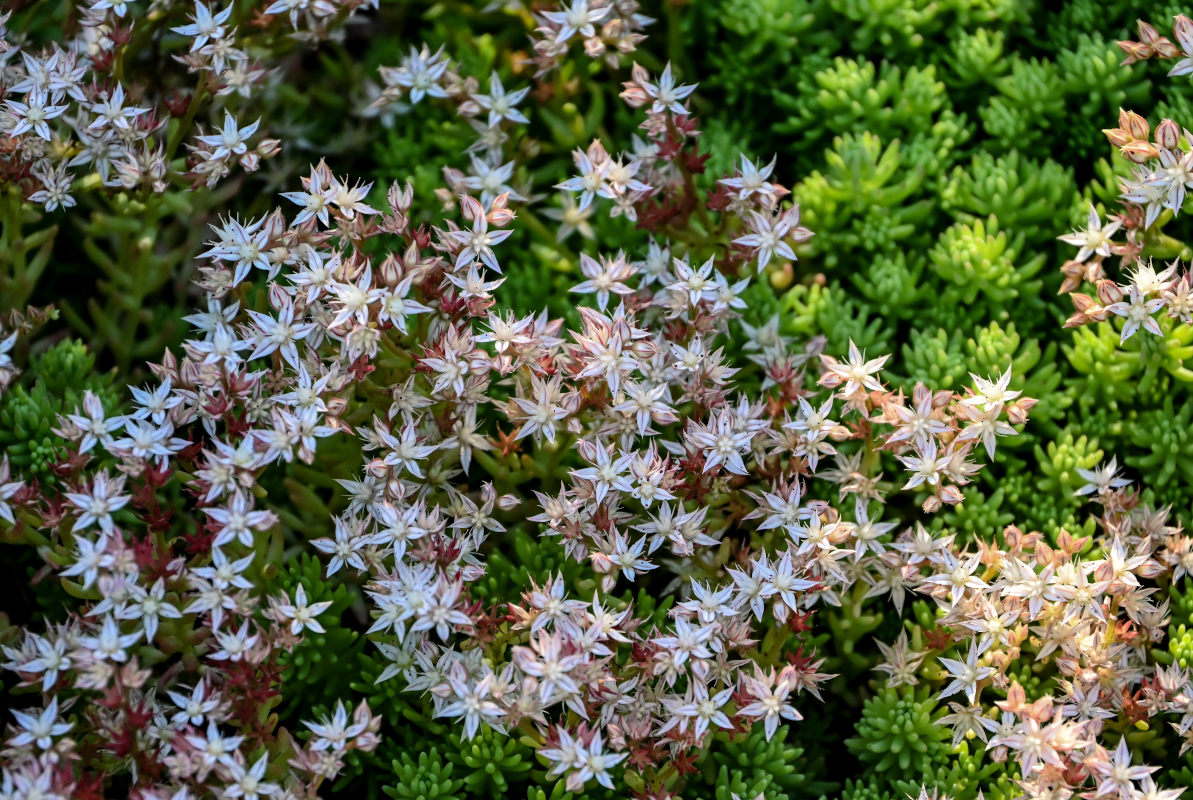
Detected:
[165,83,208,168]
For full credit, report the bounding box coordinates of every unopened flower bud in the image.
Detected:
[379,254,402,287]
[1138,20,1161,45]
[1102,127,1133,148]
[1156,118,1180,150]
[1155,38,1181,59]
[1120,140,1160,164]
[940,485,964,506]
[1116,40,1149,65]
[1096,279,1123,305]
[1120,109,1150,140]
[1006,397,1036,426]
[388,181,414,214]
[489,207,517,227]
[268,281,289,310]
[1033,539,1055,567]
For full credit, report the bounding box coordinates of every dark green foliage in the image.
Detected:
[696,726,822,800]
[274,554,367,722]
[445,729,536,797]
[383,747,467,800]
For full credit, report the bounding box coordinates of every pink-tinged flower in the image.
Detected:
[556,140,611,212]
[738,667,802,740]
[1089,737,1159,800]
[205,492,277,549]
[379,44,449,105]
[280,163,337,226]
[196,112,261,160]
[720,154,782,206]
[471,71,530,127]
[185,720,245,767]
[638,62,697,116]
[732,206,812,272]
[76,614,140,662]
[512,630,583,703]
[570,441,634,504]
[665,680,735,739]
[571,252,637,310]
[64,470,130,533]
[312,515,369,576]
[171,1,233,52]
[820,340,888,401]
[5,88,68,140]
[117,577,182,641]
[222,752,280,800]
[446,198,515,272]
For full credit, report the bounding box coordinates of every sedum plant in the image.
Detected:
[3,2,1193,800]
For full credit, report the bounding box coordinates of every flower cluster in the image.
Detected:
[0,0,383,210]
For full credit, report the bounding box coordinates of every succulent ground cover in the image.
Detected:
[3,2,1193,800]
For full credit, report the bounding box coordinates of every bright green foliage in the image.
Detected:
[940,152,1076,243]
[844,687,950,778]
[1034,430,1104,499]
[928,217,1045,308]
[710,765,778,800]
[941,487,1015,540]
[1169,624,1193,670]
[1127,400,1193,508]
[945,29,1007,87]
[900,328,968,390]
[1171,581,1193,626]
[836,778,895,800]
[0,339,118,480]
[384,748,466,800]
[445,729,535,798]
[980,58,1064,151]
[850,252,930,320]
[795,133,932,269]
[524,784,574,800]
[778,59,947,146]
